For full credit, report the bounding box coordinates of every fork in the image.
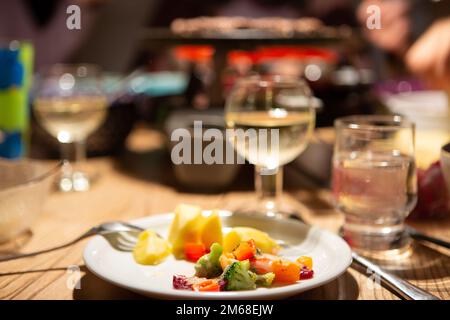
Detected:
[0,222,144,262]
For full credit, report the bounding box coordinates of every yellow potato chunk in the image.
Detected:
[133,230,171,265]
[200,211,223,249]
[168,204,223,259]
[168,204,203,258]
[223,227,280,254]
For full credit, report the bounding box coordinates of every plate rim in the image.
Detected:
[83,212,353,299]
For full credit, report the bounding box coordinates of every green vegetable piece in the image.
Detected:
[194,242,223,278]
[253,272,275,287]
[222,260,257,291]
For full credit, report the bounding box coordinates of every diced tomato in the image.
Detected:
[296,256,313,270]
[233,239,256,261]
[184,243,206,262]
[192,279,221,292]
[272,260,300,283]
[250,257,273,274]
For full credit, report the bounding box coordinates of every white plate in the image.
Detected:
[83,211,352,299]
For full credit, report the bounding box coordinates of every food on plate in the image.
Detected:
[254,271,276,287]
[297,255,313,270]
[131,204,314,291]
[173,241,313,292]
[192,279,222,292]
[222,259,257,291]
[271,260,301,283]
[194,242,223,278]
[184,242,207,262]
[172,275,226,292]
[132,230,171,265]
[168,204,223,259]
[223,227,280,254]
[168,204,204,258]
[219,252,235,270]
[232,239,256,261]
[200,213,223,248]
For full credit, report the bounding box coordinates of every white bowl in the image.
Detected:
[383,90,449,130]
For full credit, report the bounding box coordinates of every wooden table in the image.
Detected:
[1,127,450,300]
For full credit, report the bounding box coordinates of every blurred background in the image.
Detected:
[1,0,450,201]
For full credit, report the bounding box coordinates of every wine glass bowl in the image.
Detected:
[33,64,108,192]
[225,74,315,216]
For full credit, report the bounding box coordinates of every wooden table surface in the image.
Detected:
[1,127,450,300]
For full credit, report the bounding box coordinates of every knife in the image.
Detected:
[288,214,440,300]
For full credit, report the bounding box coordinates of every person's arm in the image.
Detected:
[406,17,450,90]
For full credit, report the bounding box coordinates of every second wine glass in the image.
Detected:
[225,74,315,217]
[34,64,108,192]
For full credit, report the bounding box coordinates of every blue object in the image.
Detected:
[0,131,23,158]
[128,72,188,97]
[0,49,24,89]
[0,45,28,159]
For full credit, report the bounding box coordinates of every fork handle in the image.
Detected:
[352,251,440,300]
[0,230,95,262]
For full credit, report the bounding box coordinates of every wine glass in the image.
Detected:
[332,115,417,258]
[225,74,315,217]
[33,64,108,192]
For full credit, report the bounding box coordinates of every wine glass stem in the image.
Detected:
[58,140,86,176]
[74,139,87,164]
[59,142,73,177]
[255,165,283,213]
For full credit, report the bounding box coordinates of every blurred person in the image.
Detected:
[357,0,411,56]
[357,0,450,89]
[0,0,98,70]
[406,17,450,90]
[0,0,157,72]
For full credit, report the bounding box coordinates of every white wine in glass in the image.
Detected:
[226,110,314,169]
[34,96,107,144]
[33,64,108,192]
[225,74,315,217]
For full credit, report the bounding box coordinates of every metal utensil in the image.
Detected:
[406,226,450,250]
[0,221,144,262]
[351,251,439,300]
[287,213,440,300]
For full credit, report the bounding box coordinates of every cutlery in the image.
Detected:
[350,251,439,300]
[406,226,450,250]
[287,213,440,300]
[0,222,144,262]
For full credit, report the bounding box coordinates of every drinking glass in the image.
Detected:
[33,64,108,192]
[332,115,417,257]
[225,74,315,217]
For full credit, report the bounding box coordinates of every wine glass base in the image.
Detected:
[57,170,98,192]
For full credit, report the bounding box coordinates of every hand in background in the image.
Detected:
[406,17,450,90]
[357,0,411,55]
